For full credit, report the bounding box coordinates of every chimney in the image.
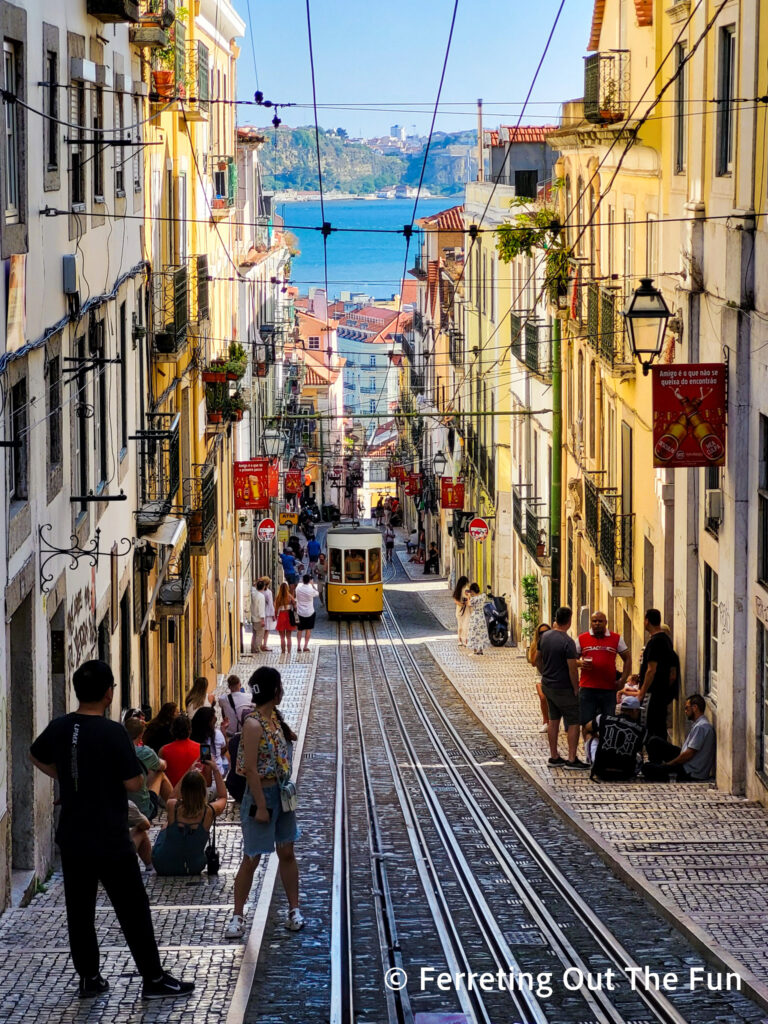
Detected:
[477,98,484,182]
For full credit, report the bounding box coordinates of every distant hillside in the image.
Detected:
[257,126,475,196]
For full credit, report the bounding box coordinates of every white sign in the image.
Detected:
[257,518,276,542]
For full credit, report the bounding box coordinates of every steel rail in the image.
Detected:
[342,622,414,1024]
[379,594,691,1024]
[346,622,491,1023]
[357,620,547,1024]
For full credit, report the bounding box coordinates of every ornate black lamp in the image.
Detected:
[432,450,447,476]
[622,278,672,375]
[262,428,287,459]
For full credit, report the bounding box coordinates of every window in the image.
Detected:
[368,549,381,583]
[716,26,736,176]
[133,96,142,192]
[646,215,658,277]
[46,50,58,172]
[74,335,89,516]
[606,203,615,276]
[4,42,20,223]
[329,548,342,582]
[48,354,62,467]
[9,378,27,501]
[621,421,633,515]
[308,336,320,350]
[514,169,537,199]
[623,210,634,302]
[758,621,768,777]
[369,354,376,367]
[114,92,125,195]
[90,316,108,486]
[93,87,104,202]
[369,399,376,413]
[369,376,375,391]
[489,256,495,323]
[344,549,366,582]
[588,362,596,458]
[758,415,768,587]
[704,563,719,698]
[674,43,687,174]
[576,176,584,256]
[705,463,721,536]
[70,79,86,208]
[119,302,128,454]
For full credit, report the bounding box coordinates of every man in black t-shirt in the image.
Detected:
[30,660,194,1001]
[638,608,675,740]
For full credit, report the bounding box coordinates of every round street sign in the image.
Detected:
[256,518,276,542]
[468,517,490,542]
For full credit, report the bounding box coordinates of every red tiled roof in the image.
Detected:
[417,204,465,232]
[589,0,650,51]
[488,126,558,146]
[400,278,419,305]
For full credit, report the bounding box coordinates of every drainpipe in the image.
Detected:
[550,315,562,620]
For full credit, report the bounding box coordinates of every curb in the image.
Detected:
[427,642,768,1014]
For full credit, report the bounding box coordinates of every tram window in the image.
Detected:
[345,549,366,582]
[368,548,381,583]
[330,548,342,582]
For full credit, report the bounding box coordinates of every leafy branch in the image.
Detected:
[494,179,571,303]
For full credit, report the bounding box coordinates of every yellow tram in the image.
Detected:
[325,526,384,618]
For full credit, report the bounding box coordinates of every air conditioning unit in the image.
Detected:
[705,488,723,520]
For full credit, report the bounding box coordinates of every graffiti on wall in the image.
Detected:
[66,582,98,674]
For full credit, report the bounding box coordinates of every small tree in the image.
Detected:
[494,181,570,303]
[520,574,540,645]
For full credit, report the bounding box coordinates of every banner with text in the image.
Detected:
[652,364,726,468]
[234,458,270,510]
[440,477,465,509]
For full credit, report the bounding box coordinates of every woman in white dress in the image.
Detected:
[452,575,470,646]
[260,576,277,652]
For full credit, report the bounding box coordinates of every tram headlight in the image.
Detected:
[350,594,361,603]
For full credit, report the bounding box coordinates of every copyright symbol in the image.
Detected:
[385,968,408,991]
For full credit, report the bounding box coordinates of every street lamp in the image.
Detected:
[262,428,287,459]
[432,450,447,477]
[293,448,308,471]
[622,278,672,376]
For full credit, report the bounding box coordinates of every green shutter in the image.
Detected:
[174,18,186,95]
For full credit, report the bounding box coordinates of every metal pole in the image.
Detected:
[550,316,562,621]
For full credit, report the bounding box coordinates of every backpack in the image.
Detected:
[590,713,645,781]
[224,701,250,802]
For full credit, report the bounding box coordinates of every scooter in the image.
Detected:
[484,588,509,647]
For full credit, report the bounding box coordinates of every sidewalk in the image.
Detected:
[409,573,768,1007]
[0,648,317,1022]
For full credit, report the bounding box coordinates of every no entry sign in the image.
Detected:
[468,517,489,542]
[256,518,276,542]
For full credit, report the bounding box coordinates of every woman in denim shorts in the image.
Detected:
[225,666,302,940]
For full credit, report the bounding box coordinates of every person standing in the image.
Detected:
[250,579,266,654]
[261,577,277,652]
[30,660,194,1000]
[218,675,253,740]
[466,583,487,655]
[295,574,319,652]
[637,608,675,739]
[527,622,551,733]
[280,546,299,594]
[384,524,395,564]
[184,676,213,715]
[274,582,298,654]
[535,608,587,769]
[306,536,321,574]
[576,611,631,739]
[313,553,328,605]
[452,575,470,647]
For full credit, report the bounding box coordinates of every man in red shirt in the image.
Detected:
[159,714,201,787]
[576,611,631,739]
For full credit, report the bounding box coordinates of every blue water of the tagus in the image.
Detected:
[280,197,456,301]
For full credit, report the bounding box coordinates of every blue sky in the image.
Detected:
[232,0,595,139]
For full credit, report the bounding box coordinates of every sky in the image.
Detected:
[231,0,595,140]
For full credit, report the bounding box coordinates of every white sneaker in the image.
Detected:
[539,724,548,733]
[285,907,305,931]
[225,914,246,939]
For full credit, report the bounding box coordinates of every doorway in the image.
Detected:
[10,594,34,871]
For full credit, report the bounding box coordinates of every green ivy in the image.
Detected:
[520,573,540,644]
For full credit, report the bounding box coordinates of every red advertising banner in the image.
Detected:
[393,464,406,484]
[234,458,270,510]
[405,473,422,497]
[440,477,465,509]
[652,364,726,468]
[284,469,303,494]
[268,459,280,499]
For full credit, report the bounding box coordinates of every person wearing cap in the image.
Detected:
[584,695,647,781]
[575,611,630,740]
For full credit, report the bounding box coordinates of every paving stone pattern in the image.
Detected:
[0,648,316,1022]
[406,560,768,991]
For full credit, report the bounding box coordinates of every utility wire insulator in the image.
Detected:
[403,224,414,241]
[321,222,332,238]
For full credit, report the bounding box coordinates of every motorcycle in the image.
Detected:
[484,588,509,647]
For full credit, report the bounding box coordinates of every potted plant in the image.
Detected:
[226,341,248,379]
[202,365,227,383]
[520,573,540,645]
[228,391,246,422]
[151,5,187,101]
[206,381,227,423]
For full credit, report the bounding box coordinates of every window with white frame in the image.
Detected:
[716,25,736,176]
[114,92,125,195]
[133,96,142,192]
[369,399,376,413]
[70,78,86,208]
[369,354,376,367]
[46,49,58,173]
[93,87,104,202]
[646,214,658,277]
[4,41,20,223]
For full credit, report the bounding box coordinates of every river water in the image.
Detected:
[280,197,459,300]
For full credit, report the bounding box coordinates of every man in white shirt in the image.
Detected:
[250,580,266,653]
[295,573,319,653]
[218,675,253,739]
[642,694,715,781]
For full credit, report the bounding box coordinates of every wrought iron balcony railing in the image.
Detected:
[510,312,523,362]
[152,264,189,354]
[584,50,630,125]
[448,327,463,367]
[402,330,415,363]
[586,282,600,354]
[413,310,424,332]
[185,462,216,556]
[598,287,631,369]
[133,413,181,533]
[512,485,524,539]
[524,321,552,379]
[129,0,174,45]
[157,538,192,614]
[185,39,209,120]
[584,472,599,550]
[598,492,634,584]
[525,501,550,566]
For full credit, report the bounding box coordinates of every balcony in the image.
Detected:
[133,413,181,533]
[584,472,599,550]
[187,254,209,324]
[524,322,552,379]
[411,255,427,279]
[410,366,425,392]
[598,287,632,370]
[598,492,634,586]
[402,330,415,363]
[152,264,189,358]
[587,282,600,353]
[157,539,192,616]
[512,485,525,539]
[210,155,237,212]
[88,0,140,23]
[525,501,550,566]
[129,0,174,46]
[448,327,463,367]
[584,50,630,125]
[185,462,216,556]
[185,40,209,121]
[413,310,424,333]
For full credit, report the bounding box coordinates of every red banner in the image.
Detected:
[234,458,270,510]
[652,364,726,468]
[406,473,422,497]
[440,477,465,509]
[268,459,280,498]
[284,469,303,494]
